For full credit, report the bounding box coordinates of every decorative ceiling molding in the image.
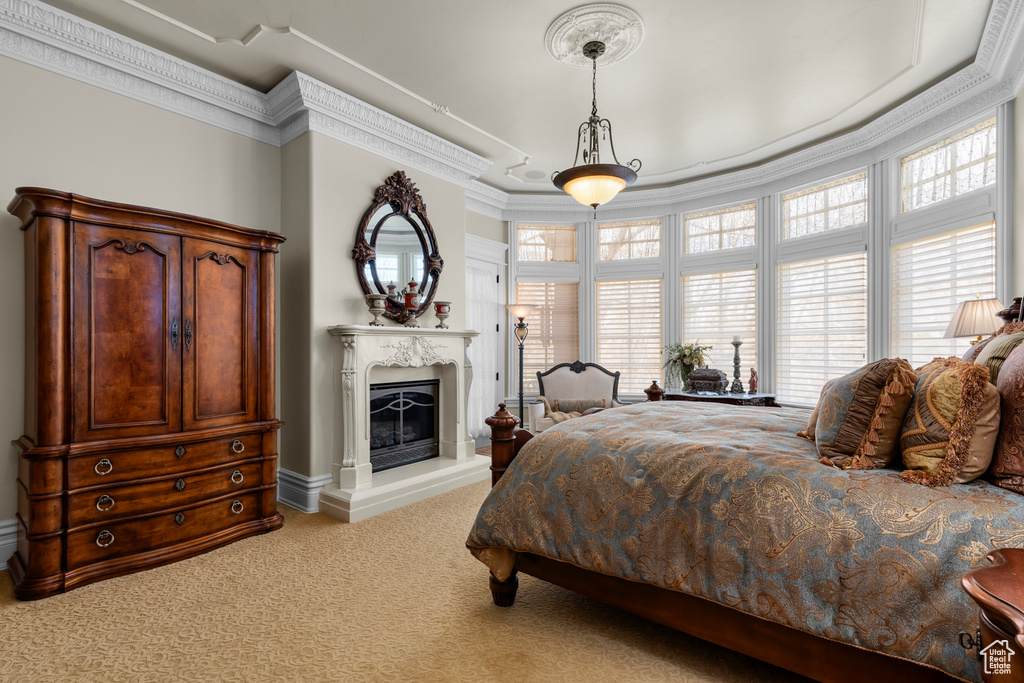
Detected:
[2,0,1024,218]
[492,0,1024,222]
[545,4,645,69]
[0,0,492,188]
[272,72,492,188]
[107,0,531,177]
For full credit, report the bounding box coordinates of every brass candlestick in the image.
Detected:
[730,340,745,394]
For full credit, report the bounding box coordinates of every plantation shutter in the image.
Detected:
[682,269,757,374]
[595,279,663,395]
[776,253,868,405]
[515,282,579,394]
[890,223,997,367]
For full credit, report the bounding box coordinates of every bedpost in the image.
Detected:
[486,403,533,486]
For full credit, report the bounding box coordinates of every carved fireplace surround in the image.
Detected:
[318,325,489,522]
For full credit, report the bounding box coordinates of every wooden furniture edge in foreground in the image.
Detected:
[963,549,1024,682]
[483,403,1016,683]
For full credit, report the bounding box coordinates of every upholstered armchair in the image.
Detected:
[528,361,627,433]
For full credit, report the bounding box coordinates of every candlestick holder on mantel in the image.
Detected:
[730,339,745,394]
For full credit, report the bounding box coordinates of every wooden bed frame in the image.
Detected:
[483,403,1024,683]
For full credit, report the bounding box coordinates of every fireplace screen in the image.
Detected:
[368,380,439,472]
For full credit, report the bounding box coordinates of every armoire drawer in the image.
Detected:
[67,433,262,488]
[66,491,262,570]
[67,461,263,528]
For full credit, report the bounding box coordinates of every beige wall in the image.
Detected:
[466,211,507,244]
[0,56,282,519]
[280,132,470,478]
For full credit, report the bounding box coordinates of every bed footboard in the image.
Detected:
[963,549,1024,682]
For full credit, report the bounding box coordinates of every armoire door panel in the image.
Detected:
[72,224,182,441]
[182,239,258,430]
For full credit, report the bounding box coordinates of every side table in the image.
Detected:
[662,392,779,407]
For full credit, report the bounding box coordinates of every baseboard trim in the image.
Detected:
[0,518,17,570]
[277,468,333,513]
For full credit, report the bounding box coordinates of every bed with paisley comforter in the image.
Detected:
[466,401,1024,683]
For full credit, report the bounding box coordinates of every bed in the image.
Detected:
[466,362,1024,682]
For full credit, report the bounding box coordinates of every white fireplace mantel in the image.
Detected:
[317,325,490,522]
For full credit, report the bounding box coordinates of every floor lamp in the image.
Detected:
[505,304,535,427]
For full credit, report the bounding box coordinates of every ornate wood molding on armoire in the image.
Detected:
[7,187,285,600]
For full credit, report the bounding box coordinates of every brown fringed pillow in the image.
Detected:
[989,344,1024,493]
[900,357,1000,486]
[814,359,918,469]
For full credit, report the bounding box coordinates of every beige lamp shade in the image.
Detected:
[505,303,536,321]
[943,297,1005,340]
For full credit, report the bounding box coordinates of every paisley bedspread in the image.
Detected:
[465,402,1024,682]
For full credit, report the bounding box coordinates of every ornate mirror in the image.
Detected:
[353,171,443,324]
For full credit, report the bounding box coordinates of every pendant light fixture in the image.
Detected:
[552,40,641,212]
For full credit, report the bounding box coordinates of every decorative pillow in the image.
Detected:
[900,357,1000,486]
[815,359,918,469]
[989,344,1024,494]
[963,337,992,362]
[797,379,837,441]
[974,331,1024,384]
[550,398,606,413]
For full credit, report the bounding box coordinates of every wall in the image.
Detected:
[0,55,282,519]
[1016,86,1024,294]
[466,211,507,244]
[280,132,470,478]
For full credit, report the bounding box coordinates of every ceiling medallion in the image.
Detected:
[545,4,645,69]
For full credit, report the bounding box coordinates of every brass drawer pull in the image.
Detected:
[94,458,113,476]
[231,500,244,514]
[95,494,115,512]
[96,530,115,548]
[175,478,186,491]
[231,470,244,484]
[231,440,245,454]
[174,512,185,525]
[175,445,186,458]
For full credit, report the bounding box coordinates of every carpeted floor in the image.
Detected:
[0,480,807,682]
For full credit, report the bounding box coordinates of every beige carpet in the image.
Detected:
[0,480,807,682]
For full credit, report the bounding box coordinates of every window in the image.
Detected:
[517,224,577,262]
[777,253,868,405]
[782,173,867,240]
[684,203,756,254]
[890,223,997,366]
[682,270,757,373]
[595,279,663,394]
[515,282,579,394]
[598,220,661,260]
[901,118,997,212]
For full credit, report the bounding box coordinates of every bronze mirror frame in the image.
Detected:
[353,171,443,324]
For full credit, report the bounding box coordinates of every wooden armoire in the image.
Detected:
[7,188,285,600]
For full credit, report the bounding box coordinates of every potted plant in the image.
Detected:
[664,342,713,391]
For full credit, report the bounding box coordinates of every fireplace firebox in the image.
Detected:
[368,380,439,472]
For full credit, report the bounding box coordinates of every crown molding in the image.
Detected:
[496,0,1024,221]
[2,0,1024,213]
[270,72,492,189]
[0,0,492,188]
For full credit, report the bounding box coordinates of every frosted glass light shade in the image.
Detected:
[505,303,536,321]
[563,175,628,208]
[943,297,1004,338]
[552,163,638,208]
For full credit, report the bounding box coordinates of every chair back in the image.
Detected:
[537,361,621,406]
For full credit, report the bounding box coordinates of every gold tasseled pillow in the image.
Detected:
[900,357,1000,486]
[974,331,1024,384]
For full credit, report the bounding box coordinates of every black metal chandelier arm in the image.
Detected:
[600,118,640,169]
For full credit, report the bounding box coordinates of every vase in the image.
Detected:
[364,293,388,326]
[433,300,451,329]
